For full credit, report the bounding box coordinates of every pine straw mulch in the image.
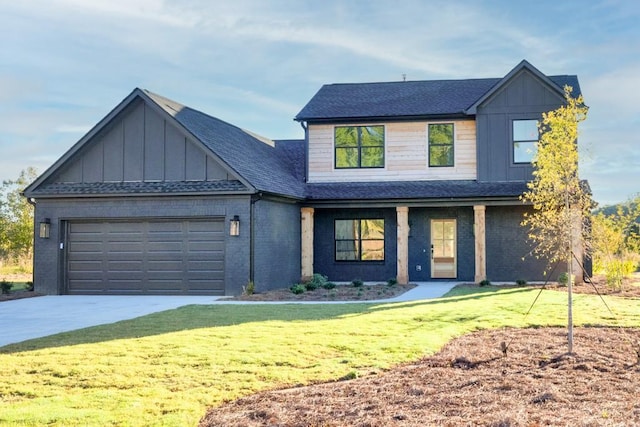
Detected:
[229,283,417,301]
[200,327,640,427]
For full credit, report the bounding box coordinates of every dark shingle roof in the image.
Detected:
[295,76,580,121]
[29,180,249,196]
[306,180,529,201]
[145,91,306,199]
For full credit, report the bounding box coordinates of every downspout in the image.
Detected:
[24,196,37,286]
[299,121,308,182]
[249,192,263,284]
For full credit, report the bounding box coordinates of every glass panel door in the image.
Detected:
[430,219,457,278]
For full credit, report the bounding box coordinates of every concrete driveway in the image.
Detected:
[0,282,457,347]
[0,295,220,347]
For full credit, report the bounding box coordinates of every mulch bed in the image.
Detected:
[230,283,417,301]
[200,327,640,426]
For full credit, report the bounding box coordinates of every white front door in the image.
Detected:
[431,219,457,279]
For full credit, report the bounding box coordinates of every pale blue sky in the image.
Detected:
[1,0,638,205]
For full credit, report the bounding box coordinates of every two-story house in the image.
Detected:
[24,60,584,296]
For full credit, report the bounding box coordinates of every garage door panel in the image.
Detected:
[147,260,183,271]
[147,241,184,252]
[67,219,225,295]
[188,260,224,271]
[68,260,103,271]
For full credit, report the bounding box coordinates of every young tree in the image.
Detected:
[0,167,38,266]
[521,86,590,354]
[592,195,640,288]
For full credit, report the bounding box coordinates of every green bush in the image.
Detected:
[25,281,34,292]
[351,279,364,288]
[243,281,255,296]
[558,272,574,286]
[290,284,306,295]
[479,279,491,287]
[516,279,527,286]
[304,281,318,291]
[387,278,398,286]
[305,273,328,291]
[1,280,12,294]
[322,282,336,290]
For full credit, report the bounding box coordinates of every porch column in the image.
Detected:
[474,205,486,283]
[396,206,409,285]
[301,207,314,280]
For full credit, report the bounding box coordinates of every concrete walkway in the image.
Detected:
[0,282,458,347]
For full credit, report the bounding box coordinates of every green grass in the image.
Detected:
[1,287,638,426]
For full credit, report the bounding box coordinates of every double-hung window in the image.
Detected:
[335,219,385,261]
[334,126,384,168]
[428,123,454,167]
[513,119,539,163]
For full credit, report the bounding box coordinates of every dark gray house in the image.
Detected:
[24,60,585,295]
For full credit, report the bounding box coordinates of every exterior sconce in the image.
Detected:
[39,218,51,239]
[229,215,240,236]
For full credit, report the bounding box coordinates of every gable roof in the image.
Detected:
[144,90,306,199]
[295,60,580,122]
[25,89,306,199]
[464,60,580,114]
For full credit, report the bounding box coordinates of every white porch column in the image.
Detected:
[474,205,486,283]
[396,206,409,285]
[301,207,314,280]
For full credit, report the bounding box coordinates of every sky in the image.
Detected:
[1,0,638,206]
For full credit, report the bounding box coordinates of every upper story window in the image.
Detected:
[428,123,454,167]
[513,119,539,163]
[335,219,385,261]
[334,125,384,168]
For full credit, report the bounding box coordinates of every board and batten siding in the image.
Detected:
[307,120,477,182]
[52,99,234,184]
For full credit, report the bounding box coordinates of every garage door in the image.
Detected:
[67,219,225,295]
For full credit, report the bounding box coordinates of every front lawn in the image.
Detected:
[1,287,638,426]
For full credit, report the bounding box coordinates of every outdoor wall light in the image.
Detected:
[229,215,240,236]
[39,218,51,239]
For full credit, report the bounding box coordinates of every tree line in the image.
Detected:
[0,167,38,271]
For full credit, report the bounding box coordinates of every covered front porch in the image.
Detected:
[299,205,488,284]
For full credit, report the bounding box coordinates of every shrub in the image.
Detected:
[351,279,364,288]
[25,281,34,291]
[1,280,12,294]
[242,281,255,296]
[290,284,306,294]
[558,272,574,286]
[305,273,328,291]
[516,279,527,286]
[322,281,336,290]
[387,278,398,286]
[479,279,491,287]
[304,281,318,291]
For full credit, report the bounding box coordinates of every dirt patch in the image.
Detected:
[229,283,416,301]
[200,327,640,426]
[547,273,640,299]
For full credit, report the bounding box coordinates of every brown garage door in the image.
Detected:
[67,219,225,295]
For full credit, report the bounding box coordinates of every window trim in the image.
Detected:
[334,218,385,262]
[334,125,385,169]
[512,119,539,164]
[428,122,455,168]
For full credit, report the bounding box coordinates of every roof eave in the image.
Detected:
[297,112,472,124]
[304,195,525,208]
[464,59,566,115]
